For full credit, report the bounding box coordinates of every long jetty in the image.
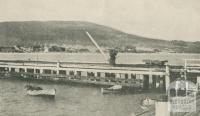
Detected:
[0,60,173,92]
[0,59,200,92]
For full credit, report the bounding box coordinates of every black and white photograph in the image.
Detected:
[0,0,200,116]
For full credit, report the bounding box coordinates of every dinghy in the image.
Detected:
[101,85,122,94]
[141,97,155,106]
[25,85,56,97]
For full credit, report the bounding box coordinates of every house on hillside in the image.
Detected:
[78,48,90,53]
[44,44,49,53]
[49,46,65,52]
[123,46,137,53]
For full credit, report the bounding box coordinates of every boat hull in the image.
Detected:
[27,89,56,97]
[101,88,121,94]
[101,85,122,94]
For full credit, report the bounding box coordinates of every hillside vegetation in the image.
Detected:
[0,21,199,53]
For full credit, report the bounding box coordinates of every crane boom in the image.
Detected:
[85,31,108,63]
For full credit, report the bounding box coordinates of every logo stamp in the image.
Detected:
[168,79,197,112]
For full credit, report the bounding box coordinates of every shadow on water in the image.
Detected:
[101,91,164,96]
[2,77,165,95]
[1,78,165,94]
[0,78,165,116]
[25,94,56,102]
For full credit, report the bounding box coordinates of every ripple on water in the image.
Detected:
[0,79,161,116]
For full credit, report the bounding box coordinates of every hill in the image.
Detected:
[0,21,199,53]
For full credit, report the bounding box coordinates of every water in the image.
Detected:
[0,53,200,116]
[0,53,200,65]
[0,79,158,116]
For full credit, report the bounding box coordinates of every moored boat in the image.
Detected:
[25,85,56,97]
[141,97,155,106]
[101,85,122,94]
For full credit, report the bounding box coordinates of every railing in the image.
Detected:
[184,59,200,73]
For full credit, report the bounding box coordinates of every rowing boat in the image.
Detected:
[101,85,122,94]
[25,85,56,97]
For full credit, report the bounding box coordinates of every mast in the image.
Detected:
[85,31,108,63]
[184,59,187,80]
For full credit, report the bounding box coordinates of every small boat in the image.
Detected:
[101,85,122,94]
[25,85,56,97]
[141,97,155,106]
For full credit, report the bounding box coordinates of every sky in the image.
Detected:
[0,0,199,41]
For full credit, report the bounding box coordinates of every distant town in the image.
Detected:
[0,44,174,53]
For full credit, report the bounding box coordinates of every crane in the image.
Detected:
[85,31,108,64]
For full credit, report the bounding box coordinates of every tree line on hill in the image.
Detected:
[0,44,160,53]
[0,42,199,53]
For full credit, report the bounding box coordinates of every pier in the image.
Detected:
[0,59,200,92]
[0,60,171,91]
